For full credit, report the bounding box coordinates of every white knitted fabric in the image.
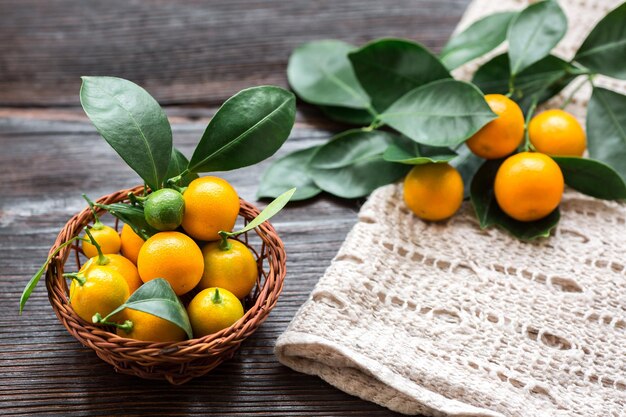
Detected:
[275,1,626,416]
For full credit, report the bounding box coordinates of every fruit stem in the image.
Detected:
[218,231,232,251]
[83,226,110,266]
[82,194,104,230]
[166,170,190,187]
[128,192,147,206]
[63,272,86,286]
[92,313,133,333]
[212,288,223,304]
[522,99,538,152]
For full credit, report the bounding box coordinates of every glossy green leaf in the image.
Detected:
[440,11,517,70]
[80,76,172,191]
[95,202,159,240]
[575,2,626,79]
[472,53,577,112]
[379,79,497,147]
[106,278,193,339]
[188,86,296,173]
[232,188,295,235]
[553,156,626,200]
[470,159,560,240]
[287,40,372,109]
[166,147,198,186]
[383,135,456,165]
[586,87,626,181]
[348,39,450,111]
[309,130,410,199]
[508,0,567,76]
[450,144,484,198]
[319,105,374,125]
[257,146,322,201]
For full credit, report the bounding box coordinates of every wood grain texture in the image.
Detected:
[0,0,467,107]
[0,0,469,415]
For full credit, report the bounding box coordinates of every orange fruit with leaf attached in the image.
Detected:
[187,287,244,337]
[69,267,130,323]
[529,109,586,156]
[116,309,186,342]
[494,152,564,222]
[181,176,240,241]
[137,231,204,295]
[120,223,144,265]
[82,224,121,258]
[466,94,525,159]
[198,239,258,299]
[403,163,464,221]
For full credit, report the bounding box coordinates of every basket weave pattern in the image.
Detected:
[45,186,287,385]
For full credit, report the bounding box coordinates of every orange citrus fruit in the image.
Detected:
[403,163,464,221]
[494,152,564,222]
[80,254,142,294]
[137,231,204,295]
[187,287,244,337]
[120,223,144,265]
[529,109,586,156]
[116,309,186,342]
[82,224,121,258]
[69,267,130,323]
[466,94,525,159]
[198,239,258,299]
[181,176,240,241]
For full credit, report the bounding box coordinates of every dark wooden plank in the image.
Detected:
[0,0,468,107]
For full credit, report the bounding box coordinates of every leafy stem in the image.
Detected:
[82,194,103,230]
[19,236,81,313]
[218,231,233,251]
[63,272,86,286]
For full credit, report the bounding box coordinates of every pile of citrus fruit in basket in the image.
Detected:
[68,175,263,342]
[19,76,298,343]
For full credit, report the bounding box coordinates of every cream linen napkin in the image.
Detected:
[275,1,626,416]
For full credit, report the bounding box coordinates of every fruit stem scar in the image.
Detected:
[212,288,223,304]
[63,272,86,286]
[82,193,104,229]
[218,231,233,251]
[83,226,110,266]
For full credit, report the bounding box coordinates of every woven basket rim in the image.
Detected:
[44,185,287,380]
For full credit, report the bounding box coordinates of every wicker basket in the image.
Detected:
[44,185,287,385]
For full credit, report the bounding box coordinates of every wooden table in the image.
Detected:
[0,1,469,415]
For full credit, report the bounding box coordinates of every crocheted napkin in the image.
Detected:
[275,1,626,416]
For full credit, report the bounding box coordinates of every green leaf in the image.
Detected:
[507,0,567,76]
[95,202,159,240]
[107,278,193,339]
[440,11,517,70]
[553,156,626,200]
[348,39,450,111]
[80,76,172,191]
[379,79,497,147]
[257,146,322,201]
[586,87,626,181]
[232,188,296,235]
[450,144,484,198]
[472,53,577,112]
[309,130,410,199]
[575,2,626,80]
[287,40,372,109]
[319,105,375,126]
[188,86,296,173]
[383,135,457,165]
[470,159,560,240]
[165,147,198,187]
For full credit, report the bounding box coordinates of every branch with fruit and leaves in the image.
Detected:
[258,0,626,240]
